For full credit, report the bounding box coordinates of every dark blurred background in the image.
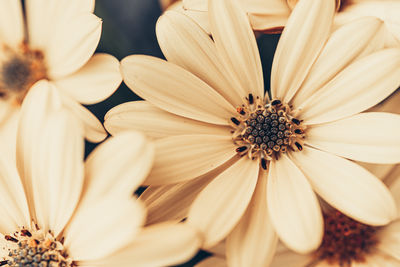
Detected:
[87,1,280,265]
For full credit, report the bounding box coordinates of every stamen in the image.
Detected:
[236,146,248,153]
[231,117,240,125]
[291,118,301,125]
[294,142,303,151]
[248,93,254,105]
[261,158,267,170]
[21,230,32,237]
[271,99,281,106]
[5,235,18,243]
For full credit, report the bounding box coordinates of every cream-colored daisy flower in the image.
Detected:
[105,0,400,262]
[0,84,200,267]
[180,0,400,47]
[0,0,122,143]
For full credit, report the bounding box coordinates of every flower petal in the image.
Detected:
[140,173,216,225]
[144,134,236,185]
[65,198,145,261]
[306,112,400,164]
[271,0,335,102]
[42,112,85,236]
[54,53,122,105]
[209,0,264,99]
[226,172,278,267]
[0,0,24,47]
[121,55,236,125]
[187,157,259,248]
[377,219,400,261]
[196,256,227,267]
[157,10,243,107]
[292,17,384,107]
[183,0,207,11]
[27,0,101,78]
[81,223,201,267]
[299,49,400,125]
[104,101,230,139]
[389,176,400,216]
[83,132,154,204]
[267,155,323,253]
[270,244,313,267]
[290,146,397,226]
[17,80,63,227]
[60,93,107,143]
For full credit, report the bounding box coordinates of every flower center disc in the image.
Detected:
[231,97,305,170]
[1,229,73,267]
[0,43,47,103]
[315,211,379,266]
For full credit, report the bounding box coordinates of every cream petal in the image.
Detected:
[271,0,335,102]
[335,1,400,46]
[187,157,259,248]
[292,17,384,107]
[290,146,397,226]
[267,155,323,253]
[0,0,24,47]
[245,0,291,14]
[246,0,290,31]
[157,11,244,107]
[299,49,400,125]
[0,154,30,234]
[377,219,400,261]
[84,223,201,267]
[17,80,63,227]
[60,93,107,143]
[196,256,227,267]
[41,112,85,237]
[389,177,400,216]
[121,55,236,125]
[65,198,145,261]
[306,112,400,164]
[104,101,230,139]
[140,173,216,226]
[270,244,313,267]
[27,0,102,79]
[83,132,154,203]
[209,0,264,99]
[54,53,122,105]
[183,0,207,10]
[144,134,236,185]
[226,173,278,267]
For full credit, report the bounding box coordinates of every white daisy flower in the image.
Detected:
[0,84,200,267]
[105,0,400,263]
[0,0,122,143]
[180,0,400,47]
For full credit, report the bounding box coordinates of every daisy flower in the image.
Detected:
[0,0,122,143]
[0,84,200,267]
[180,0,400,47]
[105,0,400,263]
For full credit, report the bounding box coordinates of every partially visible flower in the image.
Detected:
[0,85,200,267]
[105,0,400,264]
[180,0,400,47]
[0,0,122,143]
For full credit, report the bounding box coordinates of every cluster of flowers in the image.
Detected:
[0,0,399,266]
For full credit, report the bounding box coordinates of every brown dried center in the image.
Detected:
[315,211,379,266]
[1,229,73,267]
[0,43,47,103]
[231,97,305,170]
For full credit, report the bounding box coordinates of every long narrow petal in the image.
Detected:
[121,55,236,125]
[27,0,101,78]
[65,198,145,261]
[187,157,259,248]
[306,112,400,164]
[209,0,264,99]
[54,53,122,105]
[196,256,227,267]
[144,134,236,185]
[271,0,335,102]
[81,223,201,267]
[17,80,63,227]
[0,0,24,47]
[389,176,400,216]
[292,17,384,107]
[83,132,153,204]
[60,93,107,143]
[299,49,400,125]
[104,101,230,139]
[157,11,243,107]
[270,244,313,267]
[42,112,85,236]
[226,173,278,267]
[267,155,323,253]
[290,146,397,226]
[183,0,207,10]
